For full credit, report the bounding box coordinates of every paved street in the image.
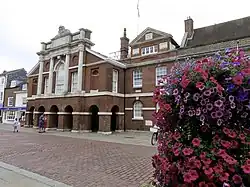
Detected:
[0,125,156,187]
[0,161,70,187]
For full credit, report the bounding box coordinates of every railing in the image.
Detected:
[108,51,121,60]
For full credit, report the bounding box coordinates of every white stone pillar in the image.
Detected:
[48,57,54,94]
[64,54,70,93]
[77,44,84,92]
[37,56,44,95]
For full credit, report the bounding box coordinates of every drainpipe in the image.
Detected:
[123,67,126,132]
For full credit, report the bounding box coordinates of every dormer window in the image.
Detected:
[145,33,153,40]
[169,42,175,50]
[10,80,17,88]
[141,45,158,55]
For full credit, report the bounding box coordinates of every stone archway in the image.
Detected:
[37,106,45,127]
[64,105,73,130]
[49,105,59,128]
[89,105,99,132]
[28,106,35,126]
[111,105,119,132]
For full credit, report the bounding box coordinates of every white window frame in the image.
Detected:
[55,63,65,94]
[133,69,142,88]
[1,78,4,85]
[132,48,139,55]
[7,97,14,106]
[44,77,48,94]
[112,69,118,93]
[156,66,167,86]
[71,71,78,93]
[6,111,15,121]
[133,101,143,119]
[10,80,17,88]
[22,84,27,91]
[22,97,27,105]
[145,33,153,40]
[159,42,168,50]
[141,45,158,56]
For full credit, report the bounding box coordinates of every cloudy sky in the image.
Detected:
[0,0,249,73]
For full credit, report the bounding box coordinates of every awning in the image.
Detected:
[0,107,26,111]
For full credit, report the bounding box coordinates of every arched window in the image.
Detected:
[55,63,64,94]
[133,101,143,119]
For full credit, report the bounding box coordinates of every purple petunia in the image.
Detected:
[217,119,222,126]
[203,90,212,97]
[215,111,223,118]
[229,95,234,102]
[200,115,205,122]
[211,112,217,119]
[206,103,213,111]
[201,100,206,106]
[214,100,223,108]
[193,93,200,101]
[188,110,195,117]
[173,89,179,96]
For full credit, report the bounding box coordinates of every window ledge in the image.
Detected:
[132,117,143,121]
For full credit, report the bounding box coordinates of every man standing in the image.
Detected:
[38,113,44,133]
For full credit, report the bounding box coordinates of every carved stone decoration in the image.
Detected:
[53,26,71,39]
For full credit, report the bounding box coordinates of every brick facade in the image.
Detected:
[26,17,250,132]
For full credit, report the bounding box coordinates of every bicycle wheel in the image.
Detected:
[151,132,158,145]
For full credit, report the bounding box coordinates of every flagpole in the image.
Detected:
[137,0,140,36]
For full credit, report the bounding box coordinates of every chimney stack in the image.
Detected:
[184,16,194,38]
[120,28,129,60]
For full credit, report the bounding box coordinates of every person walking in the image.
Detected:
[38,113,45,133]
[13,118,19,133]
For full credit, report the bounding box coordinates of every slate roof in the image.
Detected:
[0,68,27,88]
[186,16,250,48]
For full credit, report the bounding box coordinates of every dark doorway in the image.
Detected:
[38,106,46,126]
[50,105,59,128]
[64,105,73,130]
[29,106,35,126]
[111,105,119,132]
[89,105,99,132]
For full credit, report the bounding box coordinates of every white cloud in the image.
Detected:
[0,0,250,72]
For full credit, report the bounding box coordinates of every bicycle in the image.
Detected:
[150,126,159,145]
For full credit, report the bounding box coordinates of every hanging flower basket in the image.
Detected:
[152,48,250,187]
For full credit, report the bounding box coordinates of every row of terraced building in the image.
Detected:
[26,16,250,133]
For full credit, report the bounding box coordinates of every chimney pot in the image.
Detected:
[185,17,194,38]
[120,28,129,60]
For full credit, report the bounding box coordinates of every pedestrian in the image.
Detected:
[43,115,47,133]
[38,113,45,133]
[13,118,19,133]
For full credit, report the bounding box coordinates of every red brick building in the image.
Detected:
[26,16,250,133]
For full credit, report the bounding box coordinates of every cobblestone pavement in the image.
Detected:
[0,129,156,187]
[0,124,153,147]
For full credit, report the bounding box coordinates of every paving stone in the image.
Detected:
[0,129,156,187]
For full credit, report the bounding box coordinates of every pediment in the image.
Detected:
[129,27,173,46]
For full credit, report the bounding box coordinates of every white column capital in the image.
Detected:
[78,44,84,51]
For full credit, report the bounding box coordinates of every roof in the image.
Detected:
[0,68,27,88]
[85,48,126,68]
[0,68,26,76]
[186,16,250,48]
[129,27,173,46]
